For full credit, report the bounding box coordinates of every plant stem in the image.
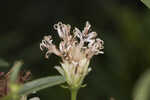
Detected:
[71,89,78,100]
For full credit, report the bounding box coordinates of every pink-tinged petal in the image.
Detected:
[82,21,91,35]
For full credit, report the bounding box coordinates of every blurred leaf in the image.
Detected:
[133,69,150,100]
[19,75,65,95]
[0,59,9,67]
[1,95,11,100]
[0,61,23,100]
[10,61,23,83]
[1,93,20,100]
[141,0,150,8]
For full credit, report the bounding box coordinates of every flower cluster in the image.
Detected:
[40,21,104,89]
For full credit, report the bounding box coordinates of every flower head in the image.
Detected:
[40,21,104,89]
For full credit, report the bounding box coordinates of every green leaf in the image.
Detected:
[10,61,23,83]
[19,75,65,95]
[141,0,150,8]
[133,69,150,100]
[0,59,9,67]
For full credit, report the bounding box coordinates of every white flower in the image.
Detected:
[40,21,104,89]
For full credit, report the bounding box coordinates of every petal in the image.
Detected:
[73,27,82,39]
[54,66,65,76]
[82,21,91,35]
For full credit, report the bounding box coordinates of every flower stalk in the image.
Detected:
[71,88,78,100]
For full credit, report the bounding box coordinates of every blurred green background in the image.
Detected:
[0,0,150,100]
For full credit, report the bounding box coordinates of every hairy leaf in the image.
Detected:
[19,75,65,95]
[133,69,150,100]
[141,0,150,8]
[0,59,9,67]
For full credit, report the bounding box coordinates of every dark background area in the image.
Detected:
[0,0,150,100]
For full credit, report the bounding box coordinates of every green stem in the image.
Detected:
[71,89,78,100]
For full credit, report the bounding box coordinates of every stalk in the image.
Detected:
[70,89,78,100]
